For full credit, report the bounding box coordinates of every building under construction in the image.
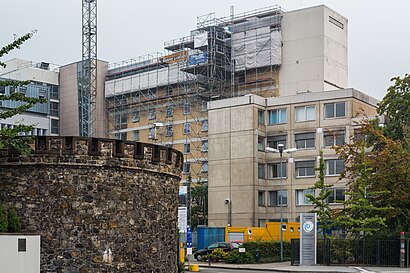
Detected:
[104,5,348,186]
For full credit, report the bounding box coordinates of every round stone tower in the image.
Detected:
[0,136,183,273]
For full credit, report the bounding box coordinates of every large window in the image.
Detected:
[183,122,191,134]
[324,130,345,147]
[133,130,139,141]
[258,136,265,151]
[296,189,314,205]
[267,163,287,179]
[148,127,155,139]
[267,135,287,149]
[51,119,59,134]
[49,102,59,117]
[166,124,173,137]
[295,132,315,149]
[268,108,287,125]
[295,105,316,122]
[258,163,265,179]
[324,102,346,119]
[268,190,288,206]
[325,159,344,176]
[295,160,315,177]
[258,191,265,207]
[183,162,190,174]
[258,110,265,125]
[326,188,345,203]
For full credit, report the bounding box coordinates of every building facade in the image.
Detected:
[105,5,348,185]
[207,90,378,227]
[0,58,60,136]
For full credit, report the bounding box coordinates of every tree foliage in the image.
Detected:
[189,184,208,229]
[306,150,334,238]
[378,74,410,141]
[334,121,401,237]
[0,203,7,232]
[0,31,47,154]
[7,207,21,233]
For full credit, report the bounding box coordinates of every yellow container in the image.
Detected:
[189,264,199,272]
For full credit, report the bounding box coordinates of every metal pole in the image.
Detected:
[280,152,283,262]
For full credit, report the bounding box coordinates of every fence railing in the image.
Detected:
[291,238,408,267]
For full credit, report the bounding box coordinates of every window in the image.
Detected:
[267,135,287,149]
[184,102,191,115]
[50,85,59,100]
[38,88,46,98]
[326,188,345,203]
[258,191,265,206]
[295,161,315,177]
[132,92,140,102]
[49,102,59,117]
[267,163,287,179]
[120,110,127,127]
[133,130,139,141]
[324,102,345,119]
[295,105,316,122]
[9,86,16,94]
[201,161,208,173]
[51,119,59,134]
[201,120,208,131]
[202,100,208,112]
[258,219,266,228]
[296,189,314,205]
[202,140,208,152]
[295,132,315,149]
[324,130,345,147]
[19,86,27,95]
[325,159,344,176]
[132,110,140,122]
[268,190,288,206]
[258,110,265,125]
[166,124,173,137]
[183,122,191,134]
[183,162,190,174]
[166,106,173,117]
[148,108,156,120]
[0,84,5,94]
[148,127,155,139]
[18,238,26,252]
[258,136,265,152]
[258,163,265,179]
[184,143,190,154]
[268,108,287,124]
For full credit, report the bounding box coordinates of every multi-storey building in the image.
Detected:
[0,58,60,135]
[105,5,348,185]
[207,89,379,227]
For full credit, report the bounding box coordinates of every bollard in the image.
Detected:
[400,232,406,268]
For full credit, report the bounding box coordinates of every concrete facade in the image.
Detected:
[279,5,348,96]
[208,90,378,227]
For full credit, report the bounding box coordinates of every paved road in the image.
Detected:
[199,268,277,273]
[196,266,410,273]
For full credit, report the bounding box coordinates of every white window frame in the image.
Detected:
[166,106,173,117]
[132,110,140,122]
[201,140,208,152]
[148,108,156,120]
[325,159,344,176]
[324,102,346,119]
[295,105,316,122]
[258,191,266,207]
[258,136,265,152]
[296,189,314,205]
[268,190,288,206]
[133,130,139,141]
[324,130,345,147]
[184,102,191,115]
[295,132,315,149]
[268,108,287,125]
[326,188,345,204]
[183,122,191,134]
[295,160,316,178]
[166,124,173,137]
[183,162,190,174]
[201,119,208,132]
[201,161,208,173]
[183,143,190,154]
[267,162,287,179]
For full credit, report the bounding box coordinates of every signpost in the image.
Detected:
[300,213,317,265]
[187,227,193,268]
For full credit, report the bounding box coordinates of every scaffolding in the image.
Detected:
[105,5,284,184]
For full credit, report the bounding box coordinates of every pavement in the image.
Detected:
[185,261,410,273]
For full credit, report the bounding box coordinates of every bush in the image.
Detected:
[206,248,228,262]
[7,207,21,233]
[241,241,291,262]
[225,249,256,264]
[0,204,7,232]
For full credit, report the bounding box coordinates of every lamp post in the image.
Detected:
[265,144,297,262]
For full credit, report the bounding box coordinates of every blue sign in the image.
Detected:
[187,52,207,66]
[186,227,193,248]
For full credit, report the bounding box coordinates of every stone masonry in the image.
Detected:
[0,136,183,273]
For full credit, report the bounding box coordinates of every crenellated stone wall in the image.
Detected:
[0,136,183,273]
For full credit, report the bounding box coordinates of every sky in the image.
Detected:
[1,0,409,100]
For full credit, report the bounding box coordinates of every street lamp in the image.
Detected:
[224,198,232,227]
[151,122,163,143]
[265,144,297,262]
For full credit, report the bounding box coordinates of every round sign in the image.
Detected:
[303,221,314,233]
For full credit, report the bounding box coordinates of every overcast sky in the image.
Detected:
[1,0,409,100]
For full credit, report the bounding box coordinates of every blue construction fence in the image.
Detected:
[179,227,225,250]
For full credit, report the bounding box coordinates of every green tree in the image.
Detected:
[7,207,21,233]
[0,204,7,232]
[189,184,208,229]
[378,74,410,141]
[334,125,391,237]
[0,31,47,154]
[306,150,334,238]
